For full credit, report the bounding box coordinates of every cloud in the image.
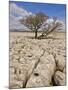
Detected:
[10,3,33,17]
[9,14,28,30]
[9,3,33,30]
[40,18,65,32]
[9,3,65,32]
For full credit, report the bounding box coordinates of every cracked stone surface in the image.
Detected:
[9,32,66,88]
[54,71,66,86]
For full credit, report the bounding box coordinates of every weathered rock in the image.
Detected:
[26,54,56,87]
[63,68,66,73]
[54,71,66,86]
[10,32,66,88]
[56,55,65,71]
[9,79,24,88]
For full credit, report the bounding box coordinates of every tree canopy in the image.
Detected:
[20,12,63,39]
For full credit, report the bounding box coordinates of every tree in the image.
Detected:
[20,12,48,39]
[40,17,63,38]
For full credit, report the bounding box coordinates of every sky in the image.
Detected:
[9,1,66,30]
[10,1,66,21]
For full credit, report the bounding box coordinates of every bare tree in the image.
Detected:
[40,17,63,38]
[20,12,48,39]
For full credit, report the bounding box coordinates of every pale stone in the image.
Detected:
[26,54,56,87]
[10,32,66,88]
[56,55,65,71]
[54,71,66,86]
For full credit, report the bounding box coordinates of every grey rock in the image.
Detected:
[26,54,56,87]
[63,68,66,73]
[56,55,65,71]
[54,71,66,86]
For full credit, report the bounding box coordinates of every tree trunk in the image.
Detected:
[35,29,37,39]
